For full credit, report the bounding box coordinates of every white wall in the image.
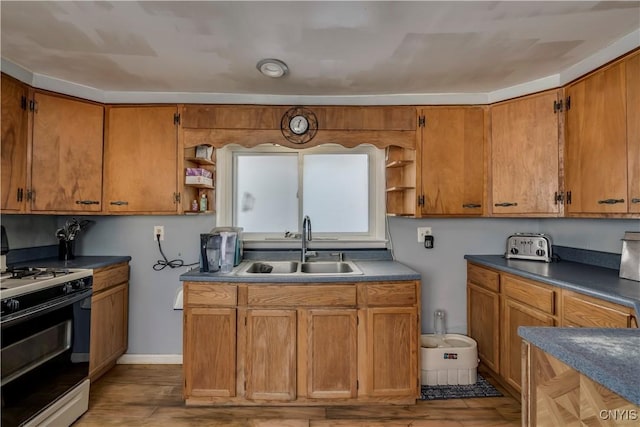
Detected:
[2,214,636,354]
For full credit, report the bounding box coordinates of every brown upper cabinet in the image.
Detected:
[1,74,29,212]
[564,50,639,216]
[1,76,104,214]
[104,106,180,214]
[489,89,562,216]
[418,106,485,216]
[30,92,104,212]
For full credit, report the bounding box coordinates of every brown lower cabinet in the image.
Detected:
[89,262,130,381]
[467,262,637,396]
[182,280,420,405]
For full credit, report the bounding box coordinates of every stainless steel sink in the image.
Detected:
[235,260,363,276]
[242,261,299,274]
[300,261,355,274]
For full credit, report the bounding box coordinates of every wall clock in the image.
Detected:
[281,106,318,144]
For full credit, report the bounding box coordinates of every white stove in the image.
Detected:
[0,267,93,321]
[1,265,94,427]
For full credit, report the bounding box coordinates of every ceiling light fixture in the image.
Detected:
[256,58,289,78]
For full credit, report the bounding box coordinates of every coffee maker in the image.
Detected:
[199,227,243,273]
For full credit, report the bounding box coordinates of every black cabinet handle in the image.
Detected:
[109,201,129,206]
[462,203,481,209]
[494,202,518,207]
[597,198,624,205]
[631,198,640,204]
[16,188,23,202]
[75,200,100,205]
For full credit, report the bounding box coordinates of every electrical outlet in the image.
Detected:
[417,226,432,243]
[154,225,165,241]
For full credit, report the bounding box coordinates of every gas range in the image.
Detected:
[0,267,93,316]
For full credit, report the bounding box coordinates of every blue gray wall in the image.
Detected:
[1,214,637,355]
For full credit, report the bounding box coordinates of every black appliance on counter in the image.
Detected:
[1,265,93,426]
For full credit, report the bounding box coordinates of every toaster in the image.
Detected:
[505,233,553,262]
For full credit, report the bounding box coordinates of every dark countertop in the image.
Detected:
[519,327,640,405]
[15,256,131,270]
[180,260,420,283]
[464,254,640,315]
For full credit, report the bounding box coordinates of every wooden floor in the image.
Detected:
[75,365,521,427]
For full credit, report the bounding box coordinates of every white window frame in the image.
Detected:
[216,144,387,249]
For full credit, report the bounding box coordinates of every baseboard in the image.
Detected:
[116,354,183,364]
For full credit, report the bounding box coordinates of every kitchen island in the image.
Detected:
[179,255,422,406]
[520,327,640,426]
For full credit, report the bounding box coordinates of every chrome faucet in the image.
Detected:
[301,215,316,262]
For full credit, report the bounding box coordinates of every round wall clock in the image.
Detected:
[281,107,318,144]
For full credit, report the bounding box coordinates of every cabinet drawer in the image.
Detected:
[247,285,356,307]
[185,283,237,306]
[93,263,129,293]
[562,291,635,328]
[503,275,556,315]
[359,282,417,306]
[467,264,500,293]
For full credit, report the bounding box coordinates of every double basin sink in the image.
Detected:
[235,260,363,276]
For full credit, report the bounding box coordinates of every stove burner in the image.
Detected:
[7,267,71,280]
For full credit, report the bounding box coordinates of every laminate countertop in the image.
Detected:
[180,260,420,283]
[464,254,640,316]
[519,326,640,405]
[14,256,131,270]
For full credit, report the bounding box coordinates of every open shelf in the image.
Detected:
[185,183,214,190]
[386,186,415,192]
[385,145,417,217]
[184,210,215,215]
[386,160,414,168]
[182,142,216,215]
[185,156,215,166]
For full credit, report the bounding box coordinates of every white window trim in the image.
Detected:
[216,144,387,249]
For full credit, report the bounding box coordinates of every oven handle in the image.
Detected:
[1,289,92,329]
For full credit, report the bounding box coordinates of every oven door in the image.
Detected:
[1,289,92,427]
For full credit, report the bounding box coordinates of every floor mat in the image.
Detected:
[420,374,503,400]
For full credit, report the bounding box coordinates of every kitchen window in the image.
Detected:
[216,144,386,248]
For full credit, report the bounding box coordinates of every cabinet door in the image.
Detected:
[104,106,179,213]
[562,291,635,328]
[627,52,640,213]
[565,61,628,213]
[364,307,418,397]
[300,309,357,399]
[31,92,103,212]
[490,90,561,215]
[1,75,29,212]
[89,282,128,380]
[245,309,297,401]
[183,307,236,398]
[502,298,555,392]
[467,283,500,373]
[420,107,484,215]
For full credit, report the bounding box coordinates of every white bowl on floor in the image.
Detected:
[421,334,478,386]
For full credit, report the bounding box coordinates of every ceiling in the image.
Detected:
[1,1,639,103]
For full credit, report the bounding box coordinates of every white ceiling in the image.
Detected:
[1,1,639,104]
